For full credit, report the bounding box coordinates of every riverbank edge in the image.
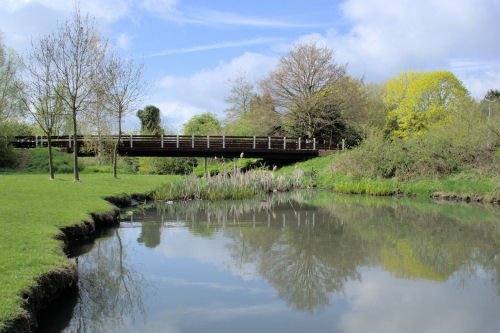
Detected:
[3,192,153,333]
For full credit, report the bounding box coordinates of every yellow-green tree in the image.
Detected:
[384,71,469,138]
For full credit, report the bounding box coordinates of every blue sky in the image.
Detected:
[1,0,499,131]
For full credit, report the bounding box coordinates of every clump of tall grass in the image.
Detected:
[153,168,301,201]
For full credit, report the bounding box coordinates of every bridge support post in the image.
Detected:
[268,137,271,150]
[161,135,164,148]
[204,157,208,178]
[298,137,301,150]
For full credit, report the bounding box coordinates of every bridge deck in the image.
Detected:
[12,135,338,160]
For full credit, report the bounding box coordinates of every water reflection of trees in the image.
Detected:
[64,229,146,333]
[145,191,500,311]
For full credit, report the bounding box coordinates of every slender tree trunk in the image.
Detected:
[113,111,122,179]
[97,116,102,166]
[47,135,55,180]
[72,110,80,182]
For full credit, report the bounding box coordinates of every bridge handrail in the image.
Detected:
[11,135,338,151]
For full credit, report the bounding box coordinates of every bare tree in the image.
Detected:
[264,43,346,138]
[22,37,65,180]
[48,10,107,181]
[80,47,113,165]
[105,54,144,178]
[0,35,24,122]
[224,76,255,122]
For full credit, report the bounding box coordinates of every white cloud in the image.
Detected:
[116,33,132,50]
[287,0,500,98]
[184,9,326,28]
[0,0,130,51]
[338,268,500,333]
[145,37,285,58]
[0,0,130,21]
[149,52,278,132]
[138,0,178,13]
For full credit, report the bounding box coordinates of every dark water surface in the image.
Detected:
[40,191,500,333]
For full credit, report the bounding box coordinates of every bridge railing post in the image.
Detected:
[283,137,286,150]
[313,138,316,150]
[222,136,225,149]
[207,135,210,149]
[192,135,195,149]
[161,135,164,148]
[130,135,133,148]
[298,137,301,150]
[268,137,271,150]
[253,136,256,149]
[35,136,38,148]
[176,135,179,149]
[342,138,345,151]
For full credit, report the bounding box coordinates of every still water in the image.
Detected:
[40,191,500,333]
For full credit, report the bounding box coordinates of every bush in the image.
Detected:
[334,108,497,180]
[0,122,33,168]
[138,157,197,175]
[24,148,85,173]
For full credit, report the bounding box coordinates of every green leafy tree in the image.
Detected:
[384,71,469,138]
[137,105,163,135]
[183,112,222,135]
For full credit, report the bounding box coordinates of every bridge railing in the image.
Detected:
[12,135,337,151]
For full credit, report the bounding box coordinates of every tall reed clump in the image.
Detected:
[153,168,301,201]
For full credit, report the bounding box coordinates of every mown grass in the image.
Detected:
[0,173,169,330]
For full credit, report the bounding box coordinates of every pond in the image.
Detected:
[39,191,500,333]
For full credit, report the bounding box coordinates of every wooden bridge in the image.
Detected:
[12,135,339,161]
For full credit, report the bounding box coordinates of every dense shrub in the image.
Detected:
[138,157,197,175]
[334,109,498,180]
[0,122,33,168]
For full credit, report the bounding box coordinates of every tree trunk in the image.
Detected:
[113,111,122,179]
[47,135,55,180]
[72,111,80,182]
[97,116,102,166]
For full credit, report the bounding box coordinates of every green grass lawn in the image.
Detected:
[0,173,169,330]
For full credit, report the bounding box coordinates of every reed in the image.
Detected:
[153,168,301,201]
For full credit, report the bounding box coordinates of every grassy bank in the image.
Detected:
[0,173,169,330]
[277,153,499,201]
